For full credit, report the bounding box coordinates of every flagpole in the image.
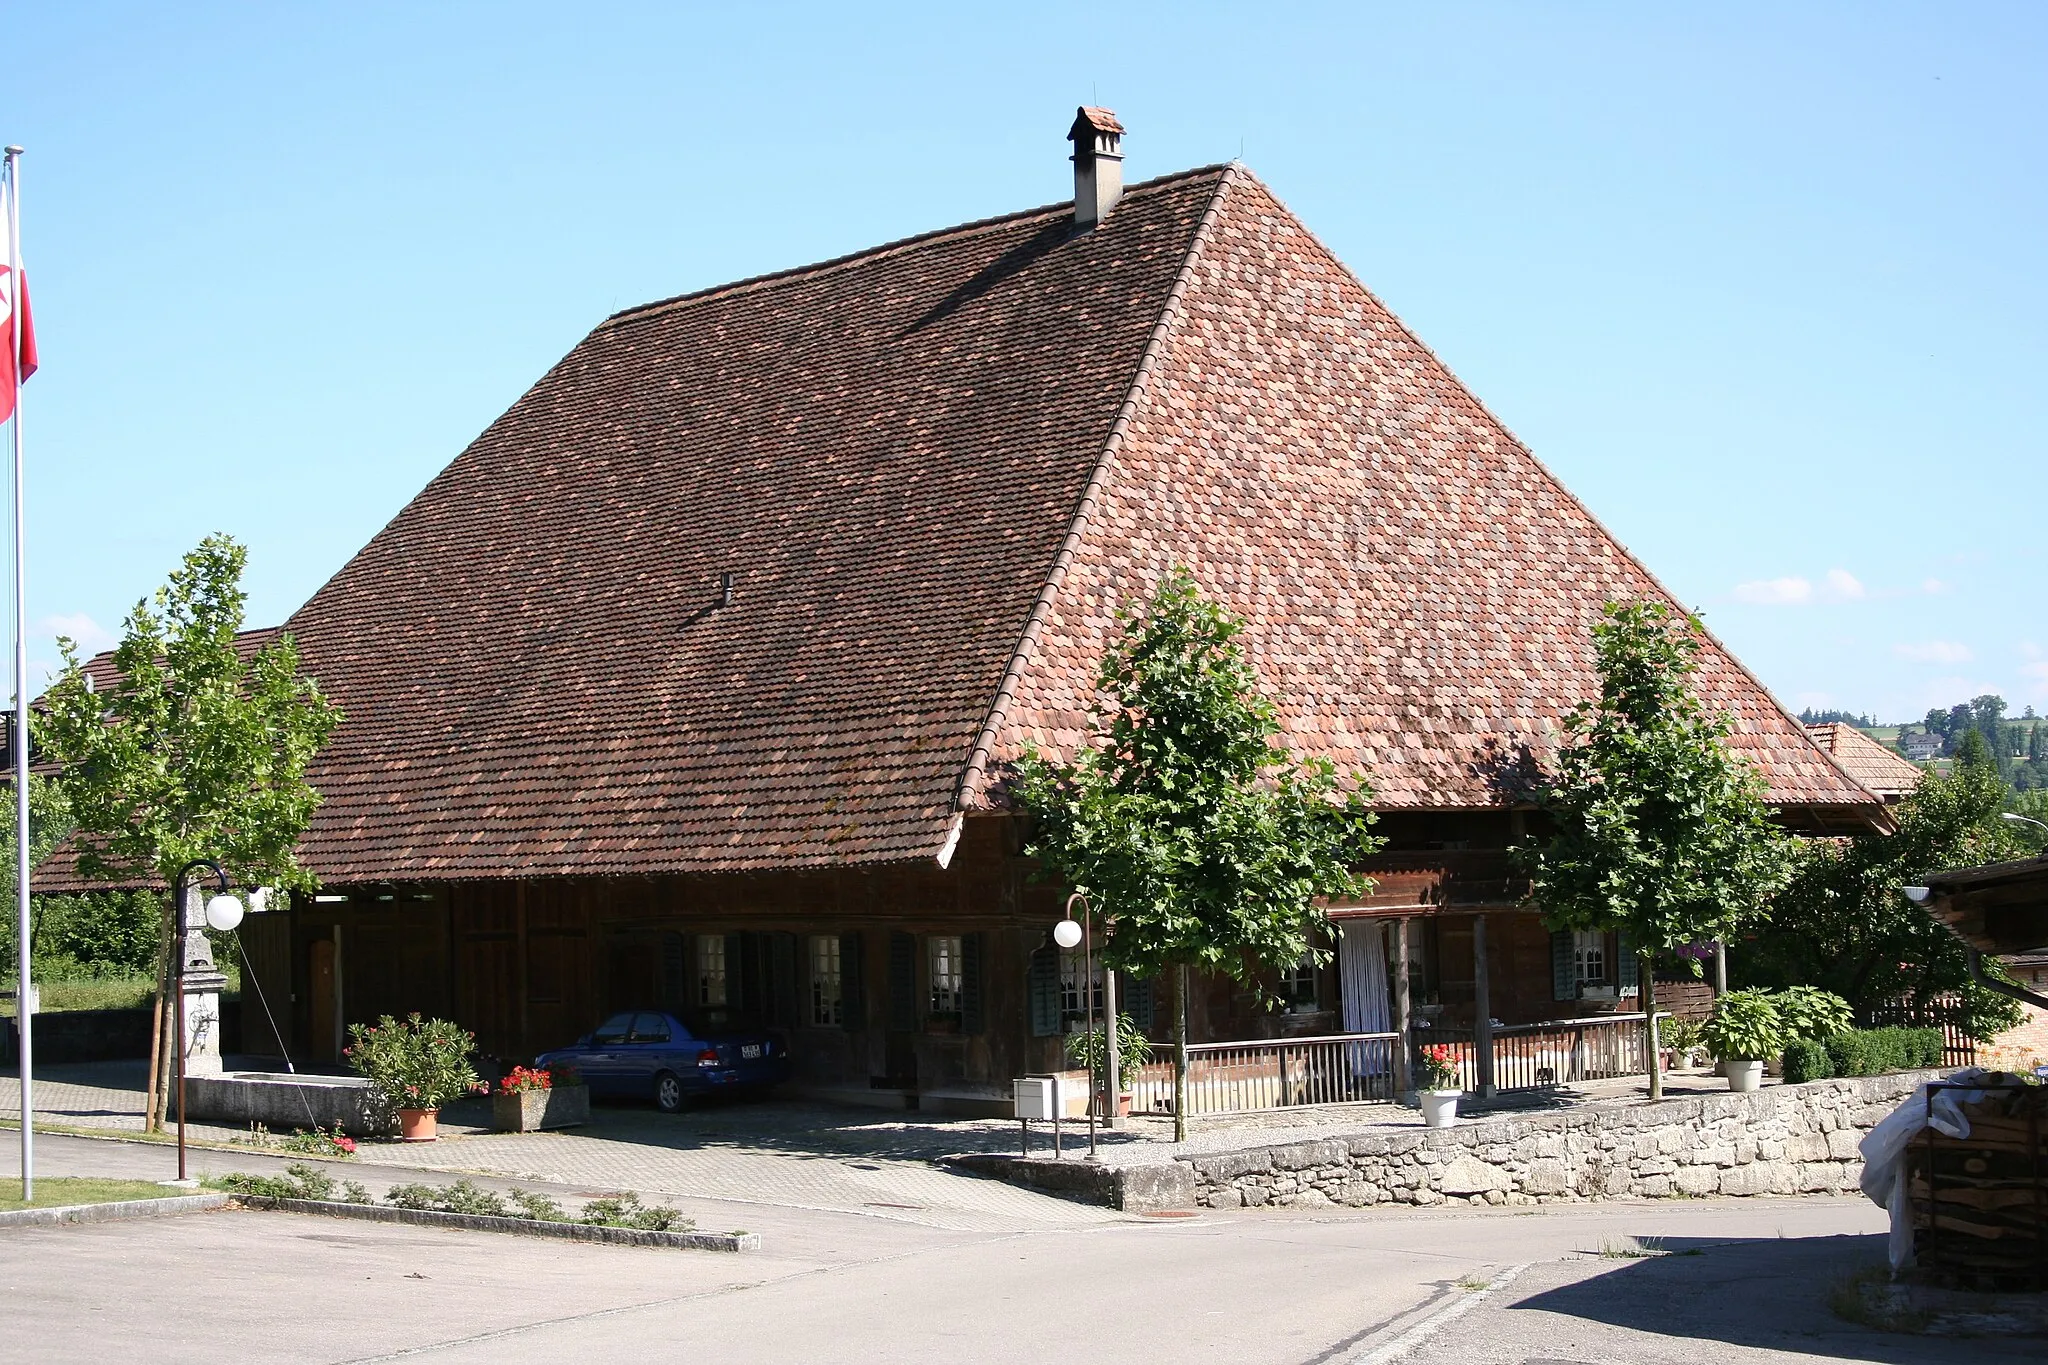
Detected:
[5,144,31,1203]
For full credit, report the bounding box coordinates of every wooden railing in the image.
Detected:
[1413,1012,1665,1093]
[1128,1032,1402,1117]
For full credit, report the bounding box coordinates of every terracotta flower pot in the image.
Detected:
[397,1107,439,1142]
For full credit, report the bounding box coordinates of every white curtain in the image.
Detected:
[1339,920,1392,1080]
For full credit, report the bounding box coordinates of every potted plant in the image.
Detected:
[1063,1012,1153,1116]
[1415,1043,1462,1127]
[345,1013,484,1141]
[491,1062,591,1133]
[1700,989,1782,1093]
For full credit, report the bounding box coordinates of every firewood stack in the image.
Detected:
[1908,1082,2048,1290]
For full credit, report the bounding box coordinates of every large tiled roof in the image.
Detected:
[47,155,1883,887]
[1803,723,1926,800]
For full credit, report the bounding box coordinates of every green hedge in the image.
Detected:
[1780,1027,1944,1082]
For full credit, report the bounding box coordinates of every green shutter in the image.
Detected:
[1551,930,1575,1001]
[1123,975,1155,1033]
[961,932,987,1035]
[1617,932,1639,996]
[839,933,865,1029]
[1028,945,1061,1037]
[887,932,917,1032]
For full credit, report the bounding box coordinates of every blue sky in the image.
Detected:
[4,3,2043,722]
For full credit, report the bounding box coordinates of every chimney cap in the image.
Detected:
[1070,106,1124,139]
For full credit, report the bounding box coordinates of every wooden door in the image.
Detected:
[308,939,337,1063]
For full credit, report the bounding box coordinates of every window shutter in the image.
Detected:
[769,932,800,1027]
[887,932,917,1032]
[839,933,865,1029]
[1123,975,1155,1033]
[662,932,687,1010]
[1551,930,1575,1001]
[1617,932,1639,996]
[961,932,987,1035]
[1028,946,1061,1037]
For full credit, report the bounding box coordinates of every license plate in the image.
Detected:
[740,1044,762,1060]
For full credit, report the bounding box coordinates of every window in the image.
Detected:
[697,935,727,1007]
[928,935,963,1016]
[591,1012,633,1046]
[629,1012,671,1044]
[1058,950,1104,1025]
[809,935,842,1027]
[1282,951,1318,1009]
[1573,930,1607,988]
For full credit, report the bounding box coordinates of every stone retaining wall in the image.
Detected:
[1187,1070,1939,1210]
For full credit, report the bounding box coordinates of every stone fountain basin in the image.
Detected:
[181,1071,382,1136]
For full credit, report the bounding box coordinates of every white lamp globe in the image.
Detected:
[1053,918,1083,950]
[204,893,245,932]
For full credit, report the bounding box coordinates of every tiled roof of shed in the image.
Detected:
[1803,723,1927,800]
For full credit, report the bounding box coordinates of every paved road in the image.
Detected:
[4,1134,2031,1364]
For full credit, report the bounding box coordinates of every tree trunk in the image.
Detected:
[1642,950,1662,1103]
[145,896,176,1132]
[1173,963,1190,1144]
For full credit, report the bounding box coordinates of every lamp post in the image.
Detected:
[1055,891,1105,1158]
[2002,812,2048,835]
[167,858,243,1183]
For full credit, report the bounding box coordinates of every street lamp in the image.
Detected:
[1056,891,1102,1158]
[167,858,242,1183]
[2002,812,2048,835]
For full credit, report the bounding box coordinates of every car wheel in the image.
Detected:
[654,1071,687,1114]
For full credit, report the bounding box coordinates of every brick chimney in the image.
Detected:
[1068,107,1124,230]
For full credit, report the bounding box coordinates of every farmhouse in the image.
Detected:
[63,112,1889,1107]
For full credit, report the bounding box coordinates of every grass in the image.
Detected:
[1595,1236,1704,1259]
[1829,1264,1931,1334]
[1455,1273,1494,1291]
[1,969,240,1016]
[0,1177,191,1212]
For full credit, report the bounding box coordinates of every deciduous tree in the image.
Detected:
[1513,601,1799,1100]
[1012,568,1380,1140]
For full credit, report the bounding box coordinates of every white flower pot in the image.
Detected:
[1726,1059,1764,1093]
[1420,1090,1461,1128]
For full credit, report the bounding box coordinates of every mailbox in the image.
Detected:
[1013,1075,1061,1121]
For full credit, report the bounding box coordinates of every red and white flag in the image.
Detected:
[0,164,37,425]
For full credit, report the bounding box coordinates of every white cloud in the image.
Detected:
[1922,578,1951,596]
[1823,569,1866,601]
[1732,567,1867,607]
[2021,642,2044,660]
[40,612,114,654]
[2025,661,2048,683]
[1735,576,1814,605]
[1894,641,1974,665]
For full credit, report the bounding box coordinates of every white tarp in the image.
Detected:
[1857,1067,2041,1271]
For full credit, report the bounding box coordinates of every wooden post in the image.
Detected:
[1644,950,1663,1102]
[1391,918,1413,1098]
[1102,967,1121,1130]
[1713,940,1728,996]
[1473,913,1494,1097]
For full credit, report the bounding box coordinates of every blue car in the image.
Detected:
[536,1009,792,1113]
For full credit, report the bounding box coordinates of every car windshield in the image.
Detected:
[591,1012,633,1045]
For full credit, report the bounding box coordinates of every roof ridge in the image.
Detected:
[602,163,1232,330]
[1228,167,1875,813]
[948,163,1245,823]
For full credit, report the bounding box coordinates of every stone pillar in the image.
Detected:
[1391,918,1413,1101]
[1473,913,1495,1097]
[178,885,229,1079]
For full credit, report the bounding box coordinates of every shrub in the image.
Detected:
[495,1065,554,1094]
[580,1192,692,1232]
[1782,1037,1834,1083]
[1772,987,1853,1043]
[1414,1043,1461,1092]
[1062,1013,1154,1092]
[212,1162,336,1201]
[1702,988,1783,1062]
[345,1013,483,1120]
[1826,1026,1943,1077]
[508,1189,565,1222]
[276,1125,356,1158]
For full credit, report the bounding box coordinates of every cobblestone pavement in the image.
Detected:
[0,1064,1113,1231]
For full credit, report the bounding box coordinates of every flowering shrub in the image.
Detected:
[1415,1043,1462,1092]
[546,1062,582,1087]
[345,1013,483,1118]
[497,1065,553,1094]
[277,1124,357,1157]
